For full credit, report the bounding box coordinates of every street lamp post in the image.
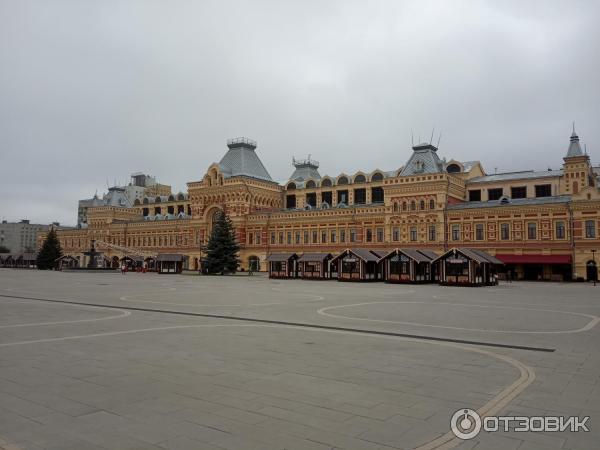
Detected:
[592,249,597,286]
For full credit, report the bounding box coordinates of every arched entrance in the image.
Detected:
[205,207,224,238]
[248,256,260,272]
[586,260,597,282]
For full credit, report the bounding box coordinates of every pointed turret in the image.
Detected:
[566,125,584,158]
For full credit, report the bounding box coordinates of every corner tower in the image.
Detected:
[562,126,594,195]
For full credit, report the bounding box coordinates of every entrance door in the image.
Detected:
[248,256,260,272]
[587,261,598,282]
[523,264,543,280]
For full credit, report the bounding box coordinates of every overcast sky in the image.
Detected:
[1,0,599,226]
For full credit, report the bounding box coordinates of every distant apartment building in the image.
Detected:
[0,220,50,254]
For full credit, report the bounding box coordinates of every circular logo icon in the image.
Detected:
[450,408,482,440]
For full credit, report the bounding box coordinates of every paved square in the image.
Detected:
[0,270,598,450]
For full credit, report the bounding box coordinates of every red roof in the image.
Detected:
[495,254,571,264]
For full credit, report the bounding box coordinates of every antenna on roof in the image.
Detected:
[585,144,588,155]
[436,132,442,150]
[430,127,435,145]
[411,130,414,147]
[572,121,576,134]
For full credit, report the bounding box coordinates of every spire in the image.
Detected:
[566,124,584,158]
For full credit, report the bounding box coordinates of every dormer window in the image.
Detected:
[446,163,461,173]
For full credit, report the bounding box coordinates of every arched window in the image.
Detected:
[420,200,425,210]
[155,196,162,203]
[393,202,398,212]
[177,193,185,201]
[143,198,149,204]
[337,176,349,185]
[321,178,332,187]
[287,182,296,190]
[446,163,461,173]
[371,172,383,182]
[354,174,366,183]
[306,180,316,189]
[168,194,175,202]
[402,202,407,211]
[411,201,416,211]
[134,199,141,205]
[429,199,435,210]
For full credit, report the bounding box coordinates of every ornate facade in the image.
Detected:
[46,131,600,281]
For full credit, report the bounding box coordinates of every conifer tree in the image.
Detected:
[204,211,240,274]
[36,229,63,270]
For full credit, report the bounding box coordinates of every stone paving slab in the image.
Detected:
[0,270,598,449]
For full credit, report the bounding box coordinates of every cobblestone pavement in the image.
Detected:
[0,270,598,449]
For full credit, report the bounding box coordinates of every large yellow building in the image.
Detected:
[47,131,600,281]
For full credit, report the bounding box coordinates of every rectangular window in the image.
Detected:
[371,187,384,203]
[428,225,436,241]
[468,190,481,202]
[312,231,318,244]
[337,190,348,205]
[535,184,552,198]
[410,227,417,241]
[287,232,292,245]
[555,221,565,239]
[321,191,332,206]
[278,232,284,244]
[488,188,503,201]
[350,228,356,242]
[321,231,327,243]
[354,188,366,205]
[451,224,460,241]
[340,229,346,243]
[271,232,276,244]
[295,232,301,244]
[306,193,317,208]
[475,224,484,240]
[393,227,400,241]
[331,230,336,243]
[366,229,372,242]
[376,228,384,242]
[585,220,596,238]
[256,232,261,245]
[511,186,527,199]
[248,233,253,244]
[527,223,537,240]
[286,195,296,209]
[304,230,309,243]
[501,223,510,240]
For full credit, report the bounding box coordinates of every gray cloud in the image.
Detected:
[1,0,599,225]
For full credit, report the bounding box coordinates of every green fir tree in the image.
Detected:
[36,229,63,270]
[204,211,240,274]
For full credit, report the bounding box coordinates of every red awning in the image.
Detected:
[496,254,571,264]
